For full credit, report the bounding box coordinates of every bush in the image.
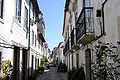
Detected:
[67,67,76,80]
[38,64,44,71]
[29,70,38,80]
[38,64,47,71]
[43,65,47,70]
[44,56,48,62]
[67,67,85,80]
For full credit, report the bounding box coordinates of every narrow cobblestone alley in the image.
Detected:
[36,67,67,80]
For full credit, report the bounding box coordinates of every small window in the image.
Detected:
[96,10,101,17]
[0,0,4,18]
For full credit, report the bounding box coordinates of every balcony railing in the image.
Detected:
[63,39,69,55]
[76,7,94,44]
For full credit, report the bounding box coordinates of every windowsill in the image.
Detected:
[0,18,4,24]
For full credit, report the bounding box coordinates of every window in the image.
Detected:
[38,37,40,49]
[72,54,74,68]
[84,0,90,7]
[24,7,28,30]
[38,59,39,68]
[76,54,79,68]
[40,39,43,51]
[0,0,3,18]
[40,39,43,47]
[85,49,91,80]
[35,57,36,70]
[31,3,35,21]
[35,35,36,47]
[31,55,34,70]
[0,52,1,65]
[32,10,35,21]
[96,10,101,17]
[38,40,40,49]
[75,12,78,22]
[16,0,21,22]
[32,30,34,44]
[0,52,1,73]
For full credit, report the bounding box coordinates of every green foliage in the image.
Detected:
[38,63,47,71]
[2,60,10,80]
[67,67,76,80]
[67,67,85,80]
[44,56,48,62]
[41,56,48,63]
[40,63,43,67]
[38,64,44,71]
[43,65,47,70]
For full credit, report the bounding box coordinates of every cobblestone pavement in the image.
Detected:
[36,67,67,80]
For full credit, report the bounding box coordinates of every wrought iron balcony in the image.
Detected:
[37,21,45,42]
[63,39,69,55]
[76,7,95,44]
[70,29,80,51]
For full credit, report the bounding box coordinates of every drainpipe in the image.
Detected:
[102,0,108,34]
[28,0,31,79]
[90,0,108,42]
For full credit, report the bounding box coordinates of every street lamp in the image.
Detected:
[38,11,43,20]
[33,11,43,23]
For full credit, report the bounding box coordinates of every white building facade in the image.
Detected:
[0,0,44,80]
[45,43,51,62]
[63,0,120,80]
[57,42,65,64]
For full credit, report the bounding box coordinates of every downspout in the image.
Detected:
[90,0,108,42]
[102,0,108,34]
[28,0,31,79]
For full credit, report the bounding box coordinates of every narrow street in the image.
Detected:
[36,67,67,80]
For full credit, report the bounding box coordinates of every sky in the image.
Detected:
[37,0,66,50]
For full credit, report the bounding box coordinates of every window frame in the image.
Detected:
[24,6,28,30]
[15,0,22,23]
[38,36,40,49]
[35,35,36,47]
[0,0,4,19]
[32,30,34,45]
